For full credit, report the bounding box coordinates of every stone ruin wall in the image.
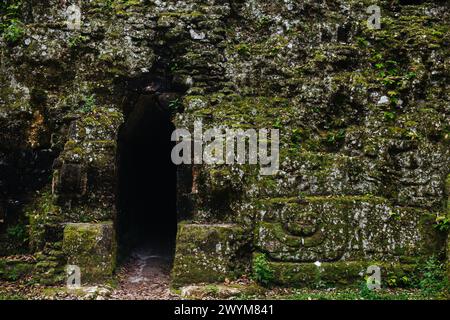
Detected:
[0,0,449,287]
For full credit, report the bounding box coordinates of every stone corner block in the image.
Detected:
[171,223,246,288]
[62,221,116,282]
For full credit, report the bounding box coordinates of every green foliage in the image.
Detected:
[68,35,88,48]
[0,293,26,300]
[101,0,141,15]
[370,52,416,95]
[168,98,182,113]
[273,118,283,129]
[252,253,274,286]
[169,62,179,72]
[235,43,250,57]
[433,214,450,232]
[6,224,28,245]
[81,94,96,113]
[418,256,448,297]
[356,37,369,48]
[0,0,24,43]
[385,274,411,289]
[383,111,396,121]
[277,286,418,301]
[205,284,219,295]
[290,128,303,145]
[3,19,24,43]
[255,16,271,29]
[325,129,346,144]
[359,282,383,300]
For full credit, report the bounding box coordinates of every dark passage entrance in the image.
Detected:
[117,94,177,259]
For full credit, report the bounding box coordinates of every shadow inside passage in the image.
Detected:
[116,94,177,260]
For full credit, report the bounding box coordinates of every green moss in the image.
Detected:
[171,223,247,288]
[445,174,450,205]
[26,190,62,252]
[272,287,433,300]
[0,293,26,300]
[62,222,116,283]
[267,261,418,289]
[446,174,450,284]
[0,258,34,281]
[252,253,274,286]
[181,95,290,130]
[0,0,24,44]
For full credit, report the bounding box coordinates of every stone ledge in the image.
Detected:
[265,259,417,288]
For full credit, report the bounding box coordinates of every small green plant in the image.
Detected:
[359,282,382,300]
[387,277,397,287]
[291,128,303,145]
[252,253,274,286]
[383,111,396,121]
[418,256,448,297]
[434,214,450,232]
[1,1,25,43]
[405,72,417,80]
[168,98,182,113]
[169,62,179,72]
[325,129,346,144]
[256,16,271,29]
[400,276,411,287]
[68,35,88,48]
[235,43,250,57]
[205,285,219,295]
[6,224,28,245]
[371,54,415,91]
[273,118,283,129]
[81,94,96,113]
[3,19,24,43]
[356,37,369,47]
[104,0,143,15]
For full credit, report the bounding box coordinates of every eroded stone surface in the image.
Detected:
[62,222,116,282]
[253,196,443,263]
[171,223,247,287]
[0,0,448,288]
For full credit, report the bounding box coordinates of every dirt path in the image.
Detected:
[110,247,179,300]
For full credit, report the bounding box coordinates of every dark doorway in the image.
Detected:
[116,94,177,259]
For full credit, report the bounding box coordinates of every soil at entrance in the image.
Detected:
[111,245,179,300]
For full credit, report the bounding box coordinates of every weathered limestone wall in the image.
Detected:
[0,0,449,287]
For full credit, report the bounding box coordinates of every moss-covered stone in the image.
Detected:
[1,0,449,289]
[62,222,116,283]
[265,259,417,288]
[0,257,34,281]
[253,196,443,263]
[446,174,450,283]
[179,283,264,299]
[26,190,63,252]
[171,223,248,288]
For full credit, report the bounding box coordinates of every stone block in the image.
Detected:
[54,163,87,196]
[446,175,450,283]
[253,196,443,263]
[263,259,417,288]
[171,223,246,288]
[62,222,116,282]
